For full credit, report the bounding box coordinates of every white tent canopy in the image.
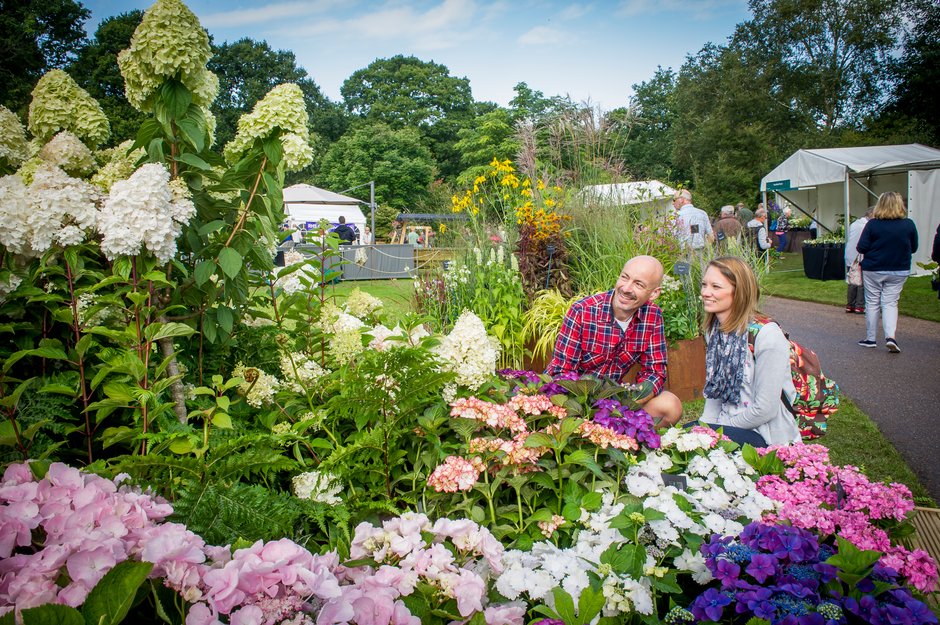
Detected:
[282,184,367,236]
[580,180,677,207]
[760,144,940,274]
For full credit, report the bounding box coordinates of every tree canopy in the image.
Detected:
[209,38,347,148]
[316,121,436,234]
[0,0,90,112]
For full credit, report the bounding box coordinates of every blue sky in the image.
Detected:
[81,0,751,110]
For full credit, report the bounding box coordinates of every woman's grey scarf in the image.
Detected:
[702,319,748,404]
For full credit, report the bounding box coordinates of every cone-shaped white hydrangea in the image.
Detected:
[99,163,196,264]
[223,83,313,171]
[39,131,96,177]
[91,140,146,192]
[27,70,110,146]
[0,106,29,170]
[117,0,219,111]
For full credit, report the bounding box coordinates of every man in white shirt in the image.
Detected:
[672,189,714,250]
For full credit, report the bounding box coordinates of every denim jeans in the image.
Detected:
[862,271,907,341]
[776,232,788,253]
[686,421,768,447]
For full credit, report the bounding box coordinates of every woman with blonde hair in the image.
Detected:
[856,191,918,353]
[698,256,800,447]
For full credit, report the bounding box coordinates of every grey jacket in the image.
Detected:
[702,322,801,446]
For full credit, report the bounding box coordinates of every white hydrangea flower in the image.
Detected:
[0,165,100,257]
[292,470,342,505]
[434,310,499,396]
[0,105,29,169]
[279,351,327,391]
[99,163,194,264]
[223,84,312,172]
[344,287,383,319]
[38,131,95,177]
[318,303,365,364]
[0,273,23,302]
[89,141,145,193]
[28,70,110,146]
[118,0,218,111]
[232,362,280,408]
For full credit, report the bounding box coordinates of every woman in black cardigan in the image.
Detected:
[856,192,918,353]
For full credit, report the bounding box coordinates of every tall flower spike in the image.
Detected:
[223,83,313,171]
[118,0,219,112]
[28,70,110,147]
[0,106,29,170]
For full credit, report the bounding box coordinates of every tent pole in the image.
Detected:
[370,181,376,244]
[844,172,851,233]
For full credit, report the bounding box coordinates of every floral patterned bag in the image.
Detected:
[847,256,863,286]
[747,315,839,439]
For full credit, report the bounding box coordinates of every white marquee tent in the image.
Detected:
[760,144,940,273]
[579,180,677,213]
[282,184,368,235]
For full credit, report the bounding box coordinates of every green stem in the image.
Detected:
[483,469,497,526]
[555,447,564,515]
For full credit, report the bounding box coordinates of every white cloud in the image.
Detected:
[617,0,745,18]
[199,0,342,29]
[277,0,483,51]
[518,25,568,46]
[558,3,592,20]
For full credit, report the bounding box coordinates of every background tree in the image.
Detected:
[671,42,811,209]
[209,38,347,151]
[879,0,940,144]
[316,121,436,236]
[620,68,680,182]
[453,108,520,185]
[340,55,474,180]
[0,0,90,112]
[741,0,905,133]
[68,10,144,144]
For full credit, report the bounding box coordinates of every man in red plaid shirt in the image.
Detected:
[546,255,682,427]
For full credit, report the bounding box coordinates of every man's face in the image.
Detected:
[672,196,687,210]
[612,260,662,321]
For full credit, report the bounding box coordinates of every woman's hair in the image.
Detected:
[873,191,907,220]
[702,256,760,335]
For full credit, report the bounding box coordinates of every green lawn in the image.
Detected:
[764,253,940,322]
[329,279,416,323]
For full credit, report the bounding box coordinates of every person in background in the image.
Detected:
[363,225,374,245]
[714,205,743,249]
[737,202,754,226]
[747,208,772,255]
[775,207,792,254]
[546,255,683,427]
[673,189,714,251]
[290,222,304,246]
[809,212,819,240]
[844,208,872,314]
[932,224,940,301]
[333,216,356,245]
[856,191,918,353]
[698,256,801,447]
[406,228,420,248]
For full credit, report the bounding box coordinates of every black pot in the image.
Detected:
[932,278,939,292]
[802,243,845,281]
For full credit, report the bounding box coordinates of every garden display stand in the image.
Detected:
[802,242,846,280]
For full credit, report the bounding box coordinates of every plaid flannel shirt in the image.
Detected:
[545,290,667,394]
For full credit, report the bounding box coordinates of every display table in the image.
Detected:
[771,228,813,253]
[802,243,845,281]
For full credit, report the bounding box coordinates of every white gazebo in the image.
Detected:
[282,184,368,235]
[760,144,940,272]
[579,180,677,213]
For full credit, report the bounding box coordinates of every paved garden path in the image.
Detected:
[763,296,940,500]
